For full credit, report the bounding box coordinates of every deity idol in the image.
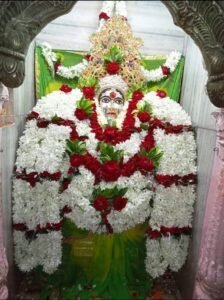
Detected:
[13,1,197,298]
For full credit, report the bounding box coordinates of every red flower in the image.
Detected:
[49,171,61,181]
[141,133,155,150]
[62,178,71,191]
[54,60,61,72]
[75,108,88,120]
[60,84,72,93]
[137,112,151,123]
[13,223,27,231]
[146,227,162,239]
[70,127,78,140]
[93,196,109,211]
[82,86,95,100]
[70,154,83,168]
[121,156,137,177]
[132,90,144,101]
[61,119,74,127]
[101,160,120,182]
[103,126,118,141]
[36,118,50,128]
[156,89,167,98]
[63,205,72,214]
[113,196,127,211]
[84,54,92,61]
[138,156,154,172]
[26,111,39,120]
[106,61,120,75]
[161,66,170,76]
[27,172,38,187]
[99,12,110,20]
[155,174,173,187]
[83,153,101,175]
[46,221,63,231]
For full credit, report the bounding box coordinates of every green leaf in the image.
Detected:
[66,140,86,155]
[104,45,124,64]
[78,76,98,88]
[98,142,123,163]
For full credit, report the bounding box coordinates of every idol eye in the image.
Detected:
[101,97,111,103]
[115,98,123,104]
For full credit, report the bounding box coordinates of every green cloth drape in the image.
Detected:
[35,46,185,102]
[34,45,185,300]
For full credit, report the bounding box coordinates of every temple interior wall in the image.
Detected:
[0,1,216,297]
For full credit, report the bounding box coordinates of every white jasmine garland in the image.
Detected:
[149,184,196,229]
[141,51,181,82]
[41,42,57,76]
[13,180,61,229]
[56,60,89,79]
[14,231,62,274]
[142,91,191,126]
[41,43,89,79]
[98,1,115,32]
[115,1,127,18]
[16,122,71,174]
[153,128,197,176]
[145,235,189,278]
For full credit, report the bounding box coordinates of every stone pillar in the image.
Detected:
[194,109,224,299]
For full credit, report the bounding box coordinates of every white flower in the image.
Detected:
[154,128,197,176]
[150,185,196,229]
[145,235,189,278]
[14,231,62,274]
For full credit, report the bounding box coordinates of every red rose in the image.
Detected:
[156,89,167,98]
[138,156,154,172]
[99,12,110,20]
[26,111,39,120]
[83,153,101,175]
[82,86,95,100]
[70,154,83,168]
[60,84,72,93]
[54,60,61,72]
[75,108,88,120]
[141,133,155,150]
[101,160,120,181]
[106,61,120,75]
[46,221,63,231]
[137,112,151,123]
[70,127,78,140]
[36,118,50,128]
[121,155,138,177]
[93,196,110,211]
[40,171,50,178]
[113,196,127,211]
[132,90,144,101]
[103,126,118,141]
[161,66,170,76]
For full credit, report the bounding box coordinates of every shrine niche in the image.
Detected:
[0,2,222,300]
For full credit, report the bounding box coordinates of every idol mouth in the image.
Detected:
[107,112,117,116]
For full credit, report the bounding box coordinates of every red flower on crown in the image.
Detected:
[106,62,120,75]
[60,84,72,93]
[82,87,95,100]
[99,12,110,20]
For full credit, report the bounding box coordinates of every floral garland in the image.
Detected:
[141,51,182,82]
[13,83,196,277]
[41,42,181,83]
[41,42,89,79]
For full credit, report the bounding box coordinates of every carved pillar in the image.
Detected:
[194,109,224,299]
[0,115,8,299]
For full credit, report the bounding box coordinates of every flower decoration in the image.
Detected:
[104,45,125,75]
